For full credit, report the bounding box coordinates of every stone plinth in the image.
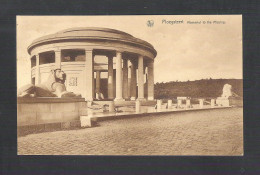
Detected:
[177,99,182,108]
[216,97,230,107]
[211,99,216,107]
[157,100,162,110]
[17,97,87,127]
[167,100,172,109]
[199,99,204,108]
[80,116,92,127]
[186,99,191,108]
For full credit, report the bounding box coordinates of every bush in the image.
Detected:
[154,79,242,99]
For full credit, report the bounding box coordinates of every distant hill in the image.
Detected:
[154,79,243,99]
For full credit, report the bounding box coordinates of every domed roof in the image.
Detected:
[28,27,156,56]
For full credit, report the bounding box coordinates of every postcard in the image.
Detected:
[17,15,243,155]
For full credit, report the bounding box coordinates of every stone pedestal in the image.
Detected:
[157,100,162,109]
[80,116,92,127]
[216,97,230,107]
[186,99,191,108]
[199,99,204,108]
[177,99,182,108]
[109,101,115,112]
[211,99,216,107]
[167,99,172,109]
[17,98,86,127]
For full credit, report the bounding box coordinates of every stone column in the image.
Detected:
[35,54,40,85]
[55,50,61,68]
[107,55,114,99]
[113,69,116,99]
[122,58,129,99]
[130,60,137,100]
[137,55,145,100]
[96,71,101,94]
[84,49,94,101]
[144,66,148,99]
[147,60,154,100]
[128,62,131,98]
[115,51,123,101]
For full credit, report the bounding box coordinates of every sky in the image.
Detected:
[17,15,242,88]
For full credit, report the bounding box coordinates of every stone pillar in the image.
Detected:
[55,50,61,68]
[84,49,94,101]
[128,62,131,98]
[147,60,154,100]
[186,99,191,108]
[211,99,215,107]
[80,116,92,127]
[122,58,129,99]
[115,51,123,101]
[157,100,162,111]
[137,55,145,100]
[177,99,182,108]
[144,66,148,99]
[199,99,204,108]
[130,60,137,100]
[35,54,40,85]
[96,71,101,94]
[109,101,115,112]
[107,55,114,99]
[113,69,116,99]
[167,99,172,109]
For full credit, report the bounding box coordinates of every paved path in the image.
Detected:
[18,108,243,155]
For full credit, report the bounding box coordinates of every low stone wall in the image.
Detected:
[230,98,243,107]
[93,100,156,107]
[17,97,88,127]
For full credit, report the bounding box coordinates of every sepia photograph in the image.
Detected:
[17,15,243,155]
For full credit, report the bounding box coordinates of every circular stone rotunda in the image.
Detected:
[28,27,157,101]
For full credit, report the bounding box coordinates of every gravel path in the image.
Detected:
[18,108,243,155]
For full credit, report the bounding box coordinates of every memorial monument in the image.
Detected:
[26,27,157,101]
[216,84,233,106]
[17,27,157,130]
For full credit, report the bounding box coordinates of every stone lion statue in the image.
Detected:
[221,84,232,99]
[18,68,81,98]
